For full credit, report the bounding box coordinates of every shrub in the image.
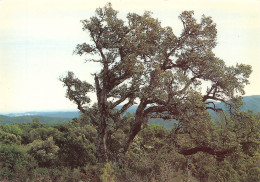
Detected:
[0,144,37,180]
[27,137,59,167]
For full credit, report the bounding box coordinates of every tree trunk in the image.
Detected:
[95,72,109,162]
[97,89,109,162]
[97,124,108,162]
[122,101,147,153]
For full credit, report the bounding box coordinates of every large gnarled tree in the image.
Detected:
[60,3,252,162]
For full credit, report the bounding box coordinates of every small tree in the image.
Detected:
[60,3,252,162]
[28,137,59,167]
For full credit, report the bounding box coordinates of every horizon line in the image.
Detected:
[1,94,259,115]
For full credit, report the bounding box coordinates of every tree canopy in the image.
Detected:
[60,3,252,162]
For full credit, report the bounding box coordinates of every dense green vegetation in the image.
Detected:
[0,112,259,181]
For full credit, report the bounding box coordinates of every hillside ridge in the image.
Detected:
[0,95,259,126]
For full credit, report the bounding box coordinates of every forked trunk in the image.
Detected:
[122,101,147,153]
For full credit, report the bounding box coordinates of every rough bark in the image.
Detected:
[122,100,147,153]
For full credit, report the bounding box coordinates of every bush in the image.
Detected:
[0,130,21,145]
[0,144,37,180]
[27,137,59,167]
[55,125,97,168]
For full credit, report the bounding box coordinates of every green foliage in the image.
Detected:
[32,167,82,182]
[27,137,59,167]
[28,126,58,143]
[54,122,97,168]
[0,124,23,135]
[101,163,115,182]
[0,144,37,180]
[140,124,169,149]
[0,124,23,144]
[61,3,252,163]
[0,129,21,145]
[0,114,258,181]
[15,120,59,145]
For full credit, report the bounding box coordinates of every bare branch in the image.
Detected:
[179,146,236,161]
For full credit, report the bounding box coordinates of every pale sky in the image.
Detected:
[0,0,259,113]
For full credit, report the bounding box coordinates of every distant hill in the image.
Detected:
[0,115,72,125]
[5,111,80,118]
[123,95,260,129]
[241,95,260,113]
[209,95,260,113]
[0,95,259,127]
[207,95,260,120]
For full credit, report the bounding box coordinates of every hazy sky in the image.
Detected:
[0,0,260,113]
